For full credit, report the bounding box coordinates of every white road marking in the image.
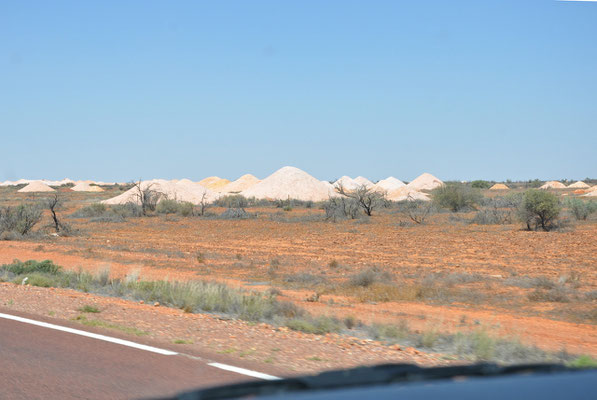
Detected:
[0,312,178,356]
[1,312,282,380]
[208,362,281,380]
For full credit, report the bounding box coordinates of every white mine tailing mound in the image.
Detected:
[489,183,509,190]
[353,176,374,188]
[386,187,430,202]
[373,177,406,192]
[71,182,104,192]
[102,179,219,205]
[18,181,56,192]
[568,181,590,189]
[406,173,444,191]
[218,174,261,193]
[540,181,566,189]
[241,166,335,202]
[198,176,222,187]
[333,176,360,191]
[206,178,231,190]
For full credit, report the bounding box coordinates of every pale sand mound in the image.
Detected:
[333,176,359,191]
[373,177,406,192]
[540,181,566,189]
[219,174,261,193]
[353,176,374,188]
[198,176,222,187]
[241,166,333,202]
[568,181,590,189]
[18,181,56,192]
[386,187,430,202]
[205,178,231,190]
[489,183,509,190]
[406,173,444,191]
[71,182,104,192]
[102,180,219,205]
[2,179,32,186]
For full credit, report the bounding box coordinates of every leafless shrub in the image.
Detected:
[131,180,163,216]
[396,199,436,224]
[335,184,386,216]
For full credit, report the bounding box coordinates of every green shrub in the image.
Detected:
[568,355,597,369]
[565,197,597,221]
[519,190,561,231]
[3,259,62,275]
[432,184,483,212]
[470,180,492,189]
[156,199,194,216]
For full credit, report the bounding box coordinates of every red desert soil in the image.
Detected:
[1,206,595,358]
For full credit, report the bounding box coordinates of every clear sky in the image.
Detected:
[2,0,596,183]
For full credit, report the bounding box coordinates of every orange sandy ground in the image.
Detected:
[1,188,596,359]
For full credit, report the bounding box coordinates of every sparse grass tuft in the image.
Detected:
[78,305,100,313]
[568,355,597,369]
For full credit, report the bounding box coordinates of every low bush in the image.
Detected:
[432,184,483,212]
[565,197,597,221]
[518,189,561,231]
[156,199,194,216]
[348,267,392,287]
[395,200,435,224]
[286,316,343,335]
[0,204,42,236]
[472,194,522,225]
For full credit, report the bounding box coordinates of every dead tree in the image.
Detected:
[335,184,386,216]
[46,193,62,232]
[131,180,163,216]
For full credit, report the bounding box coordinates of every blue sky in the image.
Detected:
[1,0,595,182]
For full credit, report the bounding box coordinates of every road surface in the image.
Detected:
[0,309,281,399]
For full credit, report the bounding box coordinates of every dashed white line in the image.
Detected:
[1,312,282,380]
[208,362,281,380]
[0,312,177,355]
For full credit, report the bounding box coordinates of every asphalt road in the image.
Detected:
[0,311,278,399]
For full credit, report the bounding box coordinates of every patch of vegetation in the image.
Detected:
[432,184,483,212]
[0,204,42,238]
[73,315,148,336]
[286,316,343,335]
[519,189,561,231]
[568,355,597,369]
[78,305,101,313]
[470,180,492,189]
[156,199,194,216]
[348,267,391,288]
[565,198,597,221]
[173,339,194,344]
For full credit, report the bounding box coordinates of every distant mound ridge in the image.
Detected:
[568,181,589,189]
[218,174,260,193]
[406,173,444,191]
[18,181,56,192]
[373,177,406,192]
[241,166,336,202]
[540,181,566,189]
[71,182,104,192]
[386,187,430,202]
[333,176,359,191]
[102,179,219,205]
[353,176,374,188]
